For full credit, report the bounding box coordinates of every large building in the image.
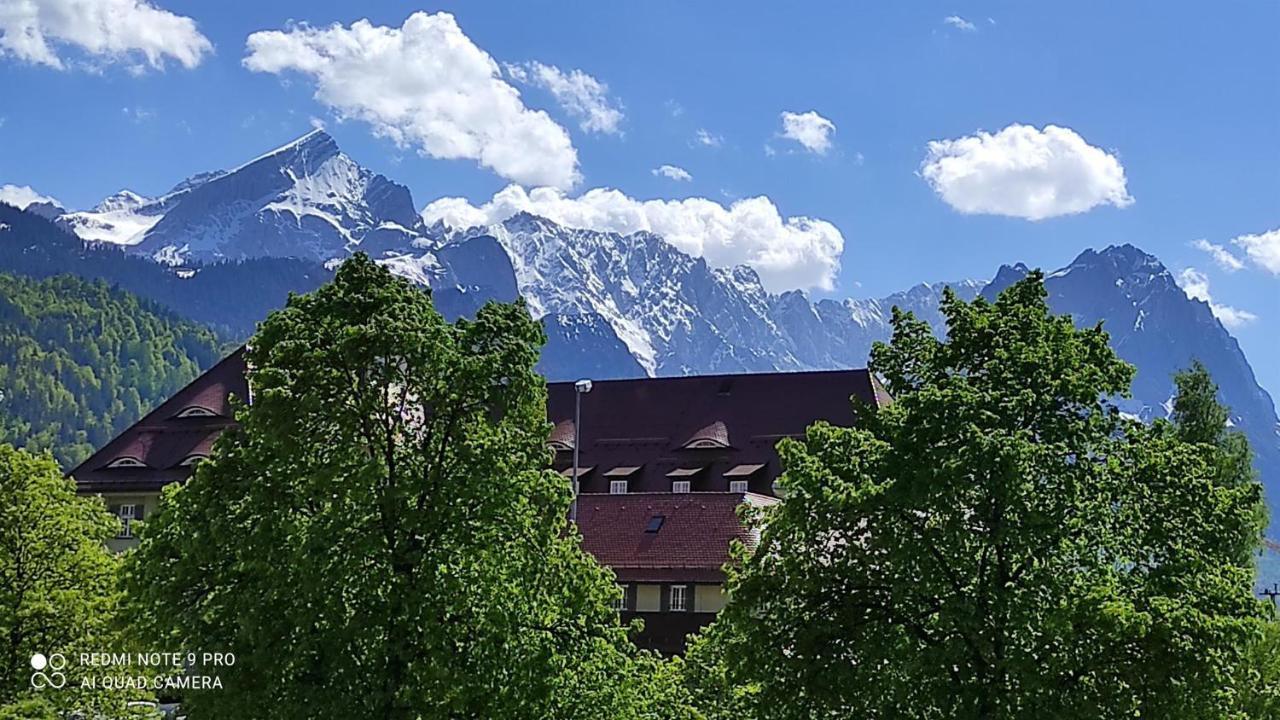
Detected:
[72,348,887,653]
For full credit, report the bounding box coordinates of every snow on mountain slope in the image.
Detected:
[134,129,426,264]
[441,210,982,378]
[475,211,808,375]
[59,200,162,245]
[54,130,426,265]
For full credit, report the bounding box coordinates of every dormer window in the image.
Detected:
[105,457,147,469]
[680,421,731,450]
[174,406,218,419]
[547,420,575,452]
[179,454,208,467]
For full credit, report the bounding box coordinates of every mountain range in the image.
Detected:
[3,129,1277,540]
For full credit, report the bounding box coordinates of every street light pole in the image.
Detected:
[571,378,593,524]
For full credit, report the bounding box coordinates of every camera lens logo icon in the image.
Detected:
[30,653,67,689]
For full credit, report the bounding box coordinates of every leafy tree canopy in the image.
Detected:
[124,254,679,719]
[0,444,126,715]
[696,272,1268,719]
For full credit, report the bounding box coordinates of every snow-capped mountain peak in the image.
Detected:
[57,129,427,265]
[92,189,150,214]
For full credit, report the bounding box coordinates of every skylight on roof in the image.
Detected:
[644,515,665,533]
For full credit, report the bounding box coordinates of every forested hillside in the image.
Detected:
[0,203,329,338]
[0,272,225,467]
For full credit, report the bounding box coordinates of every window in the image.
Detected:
[174,406,217,418]
[644,515,665,533]
[669,585,688,612]
[105,457,147,469]
[728,480,749,493]
[117,504,138,539]
[613,585,628,611]
[179,454,208,467]
[609,480,628,494]
[672,480,691,494]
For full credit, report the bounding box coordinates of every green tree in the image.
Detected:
[0,443,124,715]
[1238,616,1280,717]
[124,254,670,719]
[694,273,1267,719]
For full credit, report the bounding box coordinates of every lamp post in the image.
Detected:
[571,378,593,523]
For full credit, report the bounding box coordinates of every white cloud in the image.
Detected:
[244,12,580,189]
[1190,238,1244,272]
[780,110,836,155]
[505,61,622,135]
[943,16,978,32]
[920,123,1133,221]
[695,129,723,147]
[0,184,61,210]
[1178,268,1257,329]
[0,0,211,71]
[652,165,692,182]
[422,185,845,292]
[1232,228,1280,275]
[121,106,154,123]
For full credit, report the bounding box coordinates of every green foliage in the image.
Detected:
[0,444,127,715]
[123,254,679,719]
[694,273,1268,719]
[0,202,330,339]
[1169,361,1268,559]
[0,271,224,468]
[1237,617,1280,717]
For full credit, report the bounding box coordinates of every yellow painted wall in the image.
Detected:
[93,492,160,553]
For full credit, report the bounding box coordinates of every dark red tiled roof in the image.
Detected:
[70,348,248,493]
[73,352,882,500]
[575,492,777,583]
[546,368,881,495]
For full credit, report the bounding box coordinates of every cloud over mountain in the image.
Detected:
[0,0,211,71]
[780,111,836,155]
[1233,228,1280,276]
[422,185,845,293]
[921,123,1133,221]
[244,12,581,189]
[505,61,623,135]
[1192,238,1245,272]
[1177,267,1257,328]
[652,165,691,181]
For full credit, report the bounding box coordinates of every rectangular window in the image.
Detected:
[613,584,629,611]
[118,504,137,539]
[669,584,688,612]
[728,480,749,493]
[635,584,661,612]
[672,480,691,494]
[609,480,628,494]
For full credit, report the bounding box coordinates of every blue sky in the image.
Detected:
[1,1,1277,393]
